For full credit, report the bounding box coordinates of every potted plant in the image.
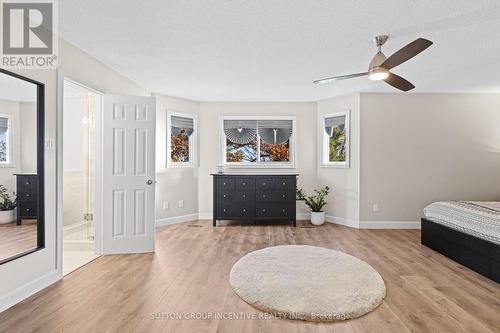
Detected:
[296,186,330,225]
[0,185,16,224]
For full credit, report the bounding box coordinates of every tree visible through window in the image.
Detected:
[323,112,349,167]
[223,118,293,165]
[168,113,196,167]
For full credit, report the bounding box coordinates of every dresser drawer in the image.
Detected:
[216,177,235,190]
[217,191,254,202]
[256,190,294,202]
[255,177,275,190]
[234,177,255,190]
[274,177,295,190]
[17,177,37,194]
[217,203,254,219]
[256,203,294,218]
[18,202,37,217]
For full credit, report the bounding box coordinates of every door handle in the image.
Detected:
[146,179,154,185]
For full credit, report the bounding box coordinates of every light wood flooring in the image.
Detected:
[0,220,37,263]
[0,220,499,333]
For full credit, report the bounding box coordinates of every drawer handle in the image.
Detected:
[262,194,266,198]
[282,194,286,198]
[223,194,227,198]
[242,182,246,186]
[26,194,30,198]
[242,194,246,198]
[26,208,30,212]
[25,182,30,185]
[282,182,286,185]
[262,182,266,186]
[262,209,266,213]
[223,208,227,212]
[223,182,227,186]
[282,209,286,213]
[242,209,246,213]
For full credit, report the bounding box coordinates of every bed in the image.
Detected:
[421,201,500,283]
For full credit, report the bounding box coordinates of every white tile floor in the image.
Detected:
[63,250,99,276]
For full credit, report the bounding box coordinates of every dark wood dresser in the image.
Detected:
[15,174,38,225]
[212,174,297,227]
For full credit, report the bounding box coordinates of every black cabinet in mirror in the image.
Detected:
[0,68,44,265]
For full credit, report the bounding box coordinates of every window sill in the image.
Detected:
[166,163,197,169]
[0,163,14,168]
[319,163,349,169]
[223,163,296,169]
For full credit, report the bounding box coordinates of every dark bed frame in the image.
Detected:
[421,218,500,283]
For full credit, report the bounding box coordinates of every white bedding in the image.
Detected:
[423,201,500,245]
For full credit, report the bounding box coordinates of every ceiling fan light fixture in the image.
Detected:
[368,68,389,81]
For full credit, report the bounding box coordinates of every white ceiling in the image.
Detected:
[59,0,500,102]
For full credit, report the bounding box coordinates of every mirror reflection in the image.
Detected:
[0,71,39,263]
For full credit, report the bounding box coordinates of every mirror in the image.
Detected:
[0,69,44,264]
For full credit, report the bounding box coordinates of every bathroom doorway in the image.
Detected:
[62,79,101,275]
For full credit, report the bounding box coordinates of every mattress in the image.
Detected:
[423,201,500,245]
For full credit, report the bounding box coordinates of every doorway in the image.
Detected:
[62,79,101,275]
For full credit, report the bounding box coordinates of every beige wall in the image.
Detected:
[197,102,317,217]
[359,93,500,222]
[154,94,200,220]
[316,94,360,227]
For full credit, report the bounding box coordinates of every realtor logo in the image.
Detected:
[1,0,58,68]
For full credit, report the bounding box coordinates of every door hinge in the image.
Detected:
[83,213,94,221]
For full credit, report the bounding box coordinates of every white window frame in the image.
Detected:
[166,111,198,168]
[0,113,13,167]
[220,115,296,169]
[321,110,350,168]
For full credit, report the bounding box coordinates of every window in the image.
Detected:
[167,112,197,167]
[222,116,295,167]
[321,111,349,168]
[0,115,11,165]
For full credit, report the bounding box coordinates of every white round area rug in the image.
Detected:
[229,245,386,321]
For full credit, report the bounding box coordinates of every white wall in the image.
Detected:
[198,102,317,217]
[316,94,360,227]
[1,39,152,312]
[0,69,58,312]
[359,93,500,223]
[19,102,37,173]
[154,94,200,221]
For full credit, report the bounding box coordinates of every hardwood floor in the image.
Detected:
[1,220,499,333]
[0,220,37,262]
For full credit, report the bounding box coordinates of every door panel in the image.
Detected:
[102,95,155,254]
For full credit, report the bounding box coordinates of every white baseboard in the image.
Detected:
[0,270,61,313]
[198,212,311,220]
[359,221,421,229]
[325,215,359,228]
[158,213,420,230]
[156,213,198,227]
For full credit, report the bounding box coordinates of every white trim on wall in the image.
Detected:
[359,221,421,229]
[156,213,199,227]
[0,270,60,313]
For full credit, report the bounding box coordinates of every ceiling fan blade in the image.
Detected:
[383,73,415,91]
[381,38,433,70]
[313,72,368,85]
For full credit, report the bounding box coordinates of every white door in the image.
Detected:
[101,95,156,254]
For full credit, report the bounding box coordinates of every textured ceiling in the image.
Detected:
[59,0,500,101]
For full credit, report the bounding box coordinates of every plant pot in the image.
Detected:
[310,211,325,226]
[0,209,16,224]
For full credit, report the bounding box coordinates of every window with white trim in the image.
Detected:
[0,115,11,165]
[167,112,197,167]
[321,111,349,168]
[222,116,295,167]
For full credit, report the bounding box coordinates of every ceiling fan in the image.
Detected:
[313,35,433,91]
